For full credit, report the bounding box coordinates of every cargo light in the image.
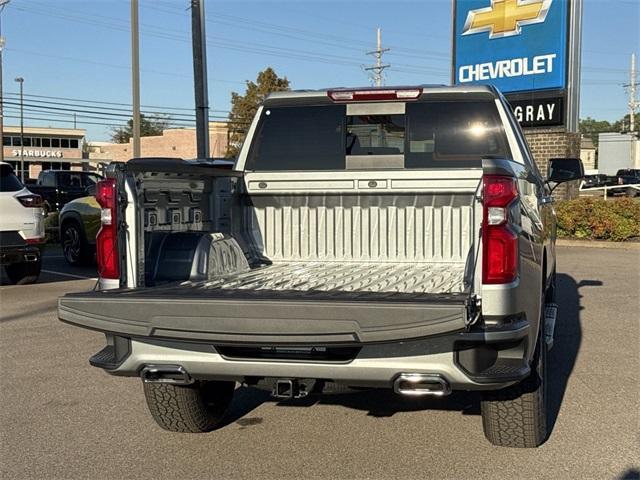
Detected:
[95,178,119,280]
[327,88,422,102]
[482,175,519,284]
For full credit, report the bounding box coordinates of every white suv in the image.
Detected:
[0,162,45,284]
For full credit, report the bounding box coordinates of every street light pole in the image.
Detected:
[0,0,10,163]
[131,0,141,158]
[14,76,23,181]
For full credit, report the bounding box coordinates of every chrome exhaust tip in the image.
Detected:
[140,365,194,385]
[393,373,451,397]
[23,253,39,262]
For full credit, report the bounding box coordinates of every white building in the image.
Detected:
[597,132,640,175]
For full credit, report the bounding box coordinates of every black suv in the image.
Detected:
[615,169,640,197]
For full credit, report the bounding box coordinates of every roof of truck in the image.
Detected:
[264,84,500,103]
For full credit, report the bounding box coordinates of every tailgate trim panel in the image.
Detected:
[59,293,467,344]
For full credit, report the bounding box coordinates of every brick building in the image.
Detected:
[523,128,581,198]
[88,121,229,163]
[2,126,88,180]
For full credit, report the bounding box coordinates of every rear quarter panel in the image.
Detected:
[60,196,101,245]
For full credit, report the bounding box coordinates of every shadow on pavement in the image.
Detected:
[617,469,640,480]
[1,245,97,286]
[547,275,600,433]
[0,303,57,323]
[221,273,599,437]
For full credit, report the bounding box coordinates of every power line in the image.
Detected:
[3,98,198,120]
[148,2,451,62]
[5,47,246,85]
[2,110,250,129]
[3,91,230,113]
[14,2,450,77]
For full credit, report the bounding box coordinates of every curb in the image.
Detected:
[556,239,640,250]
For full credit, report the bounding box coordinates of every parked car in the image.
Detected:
[28,170,102,214]
[581,174,609,188]
[0,162,45,284]
[59,185,100,266]
[59,85,583,448]
[615,169,640,197]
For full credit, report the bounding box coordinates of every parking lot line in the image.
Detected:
[41,269,97,280]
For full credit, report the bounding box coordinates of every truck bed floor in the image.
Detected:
[191,260,467,296]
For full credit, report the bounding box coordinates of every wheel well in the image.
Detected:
[60,215,86,242]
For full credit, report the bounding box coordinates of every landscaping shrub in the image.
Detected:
[555,197,640,241]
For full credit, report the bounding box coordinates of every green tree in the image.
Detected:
[226,67,290,158]
[110,114,171,143]
[579,116,613,147]
[612,113,640,133]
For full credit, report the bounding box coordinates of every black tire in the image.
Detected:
[545,269,556,304]
[61,220,93,266]
[627,187,638,198]
[481,317,548,448]
[5,259,42,285]
[143,380,235,433]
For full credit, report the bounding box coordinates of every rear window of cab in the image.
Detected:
[246,99,511,171]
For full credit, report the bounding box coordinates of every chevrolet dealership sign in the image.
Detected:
[452,0,582,130]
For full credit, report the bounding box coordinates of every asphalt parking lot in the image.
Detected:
[1,245,638,480]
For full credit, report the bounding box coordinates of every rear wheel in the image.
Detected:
[61,221,92,266]
[481,297,548,448]
[626,187,638,198]
[5,259,42,285]
[143,380,235,433]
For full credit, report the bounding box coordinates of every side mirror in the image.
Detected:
[85,184,97,196]
[547,158,584,186]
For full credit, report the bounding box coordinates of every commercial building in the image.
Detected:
[2,126,88,180]
[88,122,229,163]
[579,136,596,173]
[597,132,640,175]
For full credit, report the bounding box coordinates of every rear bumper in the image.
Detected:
[87,318,531,391]
[0,240,41,266]
[59,287,532,391]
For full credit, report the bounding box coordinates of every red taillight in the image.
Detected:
[16,194,43,208]
[26,237,45,245]
[95,178,119,279]
[482,175,519,284]
[327,88,422,102]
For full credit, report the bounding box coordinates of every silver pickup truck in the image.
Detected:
[58,85,583,448]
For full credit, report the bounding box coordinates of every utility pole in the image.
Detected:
[14,76,23,181]
[131,0,141,158]
[365,28,390,87]
[191,0,210,159]
[628,53,637,133]
[0,0,10,163]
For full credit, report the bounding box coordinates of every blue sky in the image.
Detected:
[2,0,638,140]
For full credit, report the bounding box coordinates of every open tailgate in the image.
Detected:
[59,285,470,344]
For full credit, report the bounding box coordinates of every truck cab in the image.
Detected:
[30,170,102,213]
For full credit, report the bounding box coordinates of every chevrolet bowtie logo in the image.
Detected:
[462,0,552,39]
